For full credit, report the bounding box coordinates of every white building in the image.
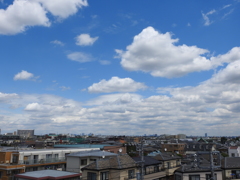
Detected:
[228,146,240,157]
[66,150,117,173]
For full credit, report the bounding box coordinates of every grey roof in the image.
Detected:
[175,165,222,173]
[132,156,162,166]
[151,152,181,161]
[222,157,240,169]
[82,153,137,171]
[15,170,80,179]
[67,150,117,157]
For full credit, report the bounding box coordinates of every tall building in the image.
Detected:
[17,130,34,138]
[205,133,207,137]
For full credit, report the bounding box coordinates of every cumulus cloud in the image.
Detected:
[2,60,240,135]
[36,0,88,19]
[88,77,147,93]
[67,52,93,63]
[0,92,18,103]
[0,0,88,35]
[117,27,211,78]
[117,27,240,78]
[13,70,37,81]
[50,40,64,46]
[0,0,50,35]
[75,33,99,46]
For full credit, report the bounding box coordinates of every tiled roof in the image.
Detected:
[229,146,238,149]
[132,156,162,166]
[222,157,240,169]
[82,153,137,171]
[152,152,181,161]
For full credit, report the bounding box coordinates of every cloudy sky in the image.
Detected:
[0,0,240,136]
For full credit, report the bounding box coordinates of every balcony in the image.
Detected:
[17,157,66,165]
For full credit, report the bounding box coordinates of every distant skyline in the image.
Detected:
[0,0,240,136]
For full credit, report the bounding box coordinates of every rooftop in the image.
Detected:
[15,170,81,180]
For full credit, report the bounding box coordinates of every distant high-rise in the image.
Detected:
[205,133,207,137]
[17,130,34,138]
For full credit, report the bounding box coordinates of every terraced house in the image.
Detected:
[0,148,99,180]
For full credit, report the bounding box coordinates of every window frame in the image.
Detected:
[100,171,109,180]
[81,159,88,166]
[128,169,135,179]
[87,172,97,180]
[189,174,200,180]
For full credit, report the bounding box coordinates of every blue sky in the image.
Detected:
[0,0,240,136]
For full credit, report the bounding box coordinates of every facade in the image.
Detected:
[66,150,117,173]
[133,156,166,180]
[161,143,186,155]
[222,157,240,179]
[0,148,99,180]
[81,153,138,180]
[149,152,181,180]
[174,166,222,180]
[15,170,81,180]
[228,146,240,157]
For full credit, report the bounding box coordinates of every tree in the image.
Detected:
[221,137,227,144]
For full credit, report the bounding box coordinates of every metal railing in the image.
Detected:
[17,157,66,165]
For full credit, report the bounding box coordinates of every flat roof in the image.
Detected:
[15,170,81,180]
[1,148,99,153]
[67,150,117,157]
[54,144,114,148]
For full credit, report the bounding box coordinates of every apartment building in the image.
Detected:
[0,148,99,180]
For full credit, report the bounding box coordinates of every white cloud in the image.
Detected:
[117,26,211,78]
[50,40,64,46]
[67,52,93,63]
[0,0,50,35]
[99,60,111,65]
[75,33,99,46]
[85,93,143,106]
[88,77,147,93]
[60,86,71,91]
[35,0,88,19]
[0,0,88,35]
[117,27,240,78]
[13,70,36,81]
[2,59,240,135]
[201,9,216,26]
[0,92,18,103]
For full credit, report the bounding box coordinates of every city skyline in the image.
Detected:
[0,0,240,135]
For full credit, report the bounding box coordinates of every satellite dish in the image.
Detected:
[119,148,122,153]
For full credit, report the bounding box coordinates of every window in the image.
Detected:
[167,162,171,169]
[54,154,59,159]
[189,175,200,180]
[0,171,2,178]
[128,169,135,179]
[232,153,235,157]
[175,175,182,180]
[12,155,18,163]
[206,173,217,180]
[90,159,96,162]
[81,159,87,165]
[100,171,109,180]
[87,172,97,180]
